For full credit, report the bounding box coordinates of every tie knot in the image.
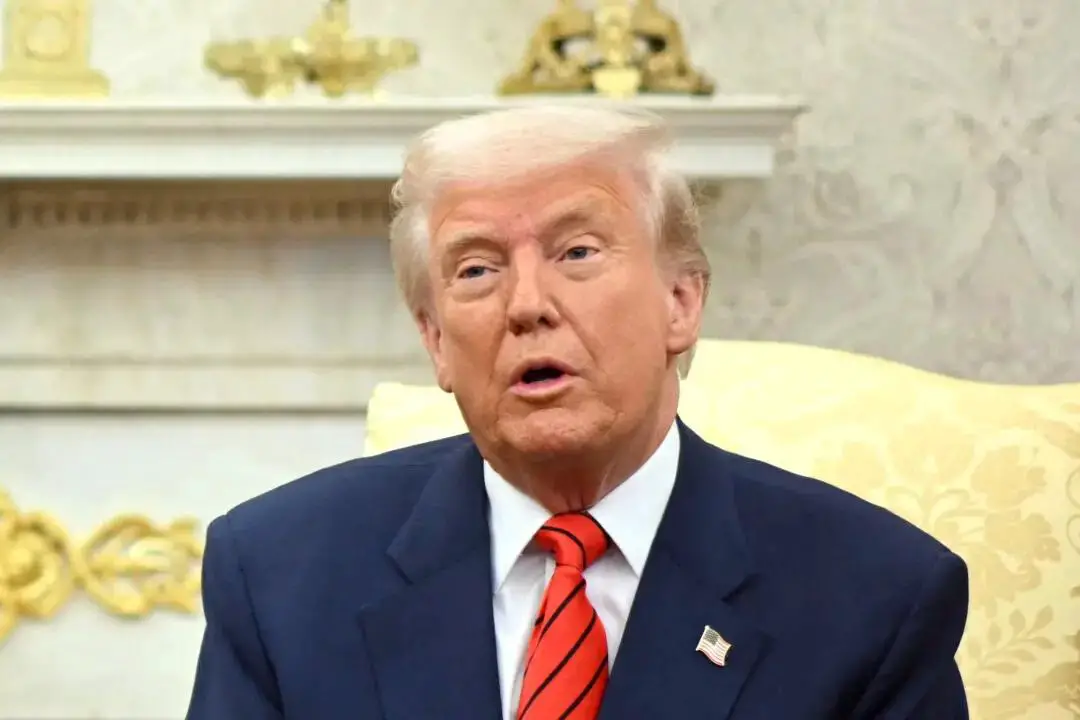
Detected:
[534,512,610,571]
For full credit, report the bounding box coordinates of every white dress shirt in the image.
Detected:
[483,422,681,720]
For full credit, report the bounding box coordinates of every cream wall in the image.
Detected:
[3,0,1080,718]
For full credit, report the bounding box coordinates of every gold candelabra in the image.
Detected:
[499,0,714,99]
[0,0,110,97]
[205,0,419,99]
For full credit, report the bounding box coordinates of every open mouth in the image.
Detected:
[520,366,566,385]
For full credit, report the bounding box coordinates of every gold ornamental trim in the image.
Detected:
[0,489,203,643]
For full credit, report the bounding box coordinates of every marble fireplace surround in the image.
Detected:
[0,96,803,411]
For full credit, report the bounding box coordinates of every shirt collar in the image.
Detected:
[484,421,681,591]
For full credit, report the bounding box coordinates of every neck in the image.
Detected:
[489,385,679,514]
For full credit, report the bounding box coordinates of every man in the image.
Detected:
[187,106,969,719]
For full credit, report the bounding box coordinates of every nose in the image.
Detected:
[505,249,556,335]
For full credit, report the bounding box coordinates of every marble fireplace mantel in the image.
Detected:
[0,96,803,180]
[0,96,804,411]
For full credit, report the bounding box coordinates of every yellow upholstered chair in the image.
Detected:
[364,340,1080,720]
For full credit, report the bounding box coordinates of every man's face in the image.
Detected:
[418,162,702,460]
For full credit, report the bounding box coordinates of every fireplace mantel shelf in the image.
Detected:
[0,95,804,181]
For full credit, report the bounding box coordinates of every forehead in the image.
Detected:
[428,164,638,245]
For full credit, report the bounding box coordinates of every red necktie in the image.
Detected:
[517,512,611,720]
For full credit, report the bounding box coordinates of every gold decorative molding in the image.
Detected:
[0,489,203,643]
[0,179,394,233]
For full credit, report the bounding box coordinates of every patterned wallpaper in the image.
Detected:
[17,0,1080,383]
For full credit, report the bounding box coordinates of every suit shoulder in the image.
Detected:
[718,446,958,580]
[221,434,473,544]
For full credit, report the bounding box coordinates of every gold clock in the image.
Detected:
[0,0,109,97]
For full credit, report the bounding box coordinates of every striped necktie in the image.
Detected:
[516,512,611,720]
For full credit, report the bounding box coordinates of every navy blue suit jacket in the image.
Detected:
[187,421,969,719]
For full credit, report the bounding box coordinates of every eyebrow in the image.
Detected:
[439,198,607,262]
[541,207,597,239]
[440,230,500,262]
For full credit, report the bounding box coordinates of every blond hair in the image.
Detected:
[388,104,711,374]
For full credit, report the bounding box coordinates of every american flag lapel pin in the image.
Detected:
[695,625,733,667]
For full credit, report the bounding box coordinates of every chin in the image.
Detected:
[496,406,611,458]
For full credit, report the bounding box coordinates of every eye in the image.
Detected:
[562,245,596,261]
[457,264,491,280]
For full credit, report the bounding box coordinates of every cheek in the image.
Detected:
[438,305,505,373]
[442,302,502,342]
[595,282,672,371]
[588,273,669,336]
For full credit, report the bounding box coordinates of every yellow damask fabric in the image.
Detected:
[364,383,466,456]
[364,340,1080,719]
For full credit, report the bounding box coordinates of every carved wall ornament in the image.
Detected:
[499,0,713,98]
[0,488,203,644]
[0,0,109,97]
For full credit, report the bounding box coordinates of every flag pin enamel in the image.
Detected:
[695,625,732,667]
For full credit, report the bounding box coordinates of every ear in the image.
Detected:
[415,310,453,393]
[665,271,705,356]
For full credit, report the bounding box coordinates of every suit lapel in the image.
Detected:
[357,440,502,720]
[599,421,771,720]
